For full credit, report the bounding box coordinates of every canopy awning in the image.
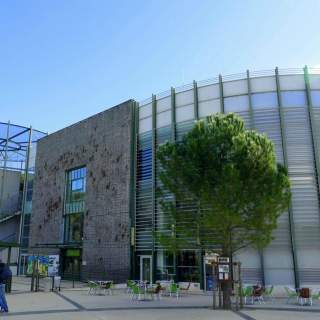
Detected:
[0,241,23,248]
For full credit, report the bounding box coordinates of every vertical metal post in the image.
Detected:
[72,260,75,288]
[171,87,176,142]
[0,121,10,216]
[31,258,36,291]
[275,67,299,289]
[219,75,225,113]
[304,66,320,215]
[212,263,216,309]
[247,70,266,286]
[152,95,157,283]
[239,262,243,309]
[170,87,178,282]
[7,246,11,265]
[18,126,33,275]
[193,80,199,120]
[193,80,204,288]
[246,70,255,130]
[129,100,138,279]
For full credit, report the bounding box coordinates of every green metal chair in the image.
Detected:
[312,289,320,300]
[284,286,298,304]
[127,280,135,293]
[241,286,253,304]
[131,284,143,301]
[87,281,99,295]
[264,285,274,302]
[169,283,180,299]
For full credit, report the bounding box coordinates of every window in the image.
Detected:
[64,167,86,243]
[65,213,83,243]
[177,251,200,282]
[66,167,86,203]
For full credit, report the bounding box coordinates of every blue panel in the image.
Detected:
[252,92,277,109]
[311,90,320,107]
[281,91,306,107]
[137,148,152,181]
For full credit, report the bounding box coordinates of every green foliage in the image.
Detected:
[156,113,291,256]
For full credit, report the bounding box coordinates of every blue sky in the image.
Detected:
[1,0,319,133]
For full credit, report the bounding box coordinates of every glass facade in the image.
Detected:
[134,67,320,288]
[64,167,86,243]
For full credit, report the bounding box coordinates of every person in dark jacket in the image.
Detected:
[0,261,10,313]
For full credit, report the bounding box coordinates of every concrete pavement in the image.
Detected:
[1,285,320,319]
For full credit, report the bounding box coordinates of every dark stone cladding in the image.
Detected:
[29,100,133,282]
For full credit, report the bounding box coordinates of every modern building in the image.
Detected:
[28,66,320,289]
[0,122,46,273]
[29,102,133,281]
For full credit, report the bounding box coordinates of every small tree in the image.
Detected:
[156,113,290,308]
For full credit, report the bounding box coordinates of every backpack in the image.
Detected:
[0,265,12,281]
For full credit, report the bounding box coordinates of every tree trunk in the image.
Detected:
[221,251,233,309]
[221,279,233,309]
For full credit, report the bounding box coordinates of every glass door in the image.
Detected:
[140,255,152,283]
[61,249,81,280]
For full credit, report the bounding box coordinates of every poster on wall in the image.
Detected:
[27,256,50,276]
[48,255,60,276]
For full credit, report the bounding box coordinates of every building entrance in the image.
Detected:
[60,249,81,280]
[140,255,152,283]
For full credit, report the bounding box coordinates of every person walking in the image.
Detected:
[0,260,11,313]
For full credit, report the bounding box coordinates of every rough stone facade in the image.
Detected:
[29,101,133,282]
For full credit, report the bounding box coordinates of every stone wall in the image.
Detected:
[29,101,133,282]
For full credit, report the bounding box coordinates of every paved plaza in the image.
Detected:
[1,278,319,320]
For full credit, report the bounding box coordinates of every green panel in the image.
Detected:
[171,87,176,142]
[66,249,81,257]
[193,80,199,120]
[219,74,224,113]
[246,70,255,130]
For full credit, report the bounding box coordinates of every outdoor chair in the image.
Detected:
[127,280,135,293]
[88,281,99,295]
[241,286,253,304]
[312,289,320,300]
[101,281,113,295]
[131,284,143,301]
[284,286,298,304]
[179,282,191,296]
[146,282,163,300]
[263,285,274,302]
[169,283,180,299]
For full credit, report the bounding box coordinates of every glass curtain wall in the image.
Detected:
[64,167,86,243]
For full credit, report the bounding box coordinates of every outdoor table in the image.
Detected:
[138,281,154,301]
[95,280,113,295]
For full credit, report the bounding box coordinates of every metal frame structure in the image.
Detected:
[0,122,46,273]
